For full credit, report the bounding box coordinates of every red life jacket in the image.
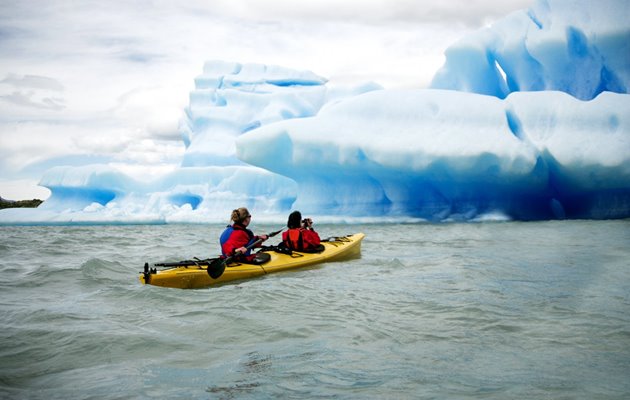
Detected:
[220,223,255,257]
[287,228,304,250]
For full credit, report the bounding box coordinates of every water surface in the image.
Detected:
[1,221,629,399]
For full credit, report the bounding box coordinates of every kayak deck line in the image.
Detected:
[140,233,365,289]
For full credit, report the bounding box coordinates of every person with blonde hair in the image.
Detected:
[219,207,269,263]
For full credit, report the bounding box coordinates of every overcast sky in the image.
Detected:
[0,0,532,200]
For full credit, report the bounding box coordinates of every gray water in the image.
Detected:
[0,221,629,399]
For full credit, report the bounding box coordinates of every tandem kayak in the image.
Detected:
[140,233,365,289]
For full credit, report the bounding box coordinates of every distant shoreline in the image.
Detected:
[0,197,43,209]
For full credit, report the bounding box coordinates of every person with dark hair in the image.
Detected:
[220,207,269,263]
[282,210,322,252]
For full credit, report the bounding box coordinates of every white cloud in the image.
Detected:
[0,179,51,201]
[192,0,531,26]
[0,74,65,91]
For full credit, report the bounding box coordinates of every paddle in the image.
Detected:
[207,228,284,279]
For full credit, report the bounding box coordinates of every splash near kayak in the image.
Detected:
[140,233,364,289]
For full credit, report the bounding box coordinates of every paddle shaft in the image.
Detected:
[207,227,284,279]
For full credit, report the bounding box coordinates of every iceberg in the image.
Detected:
[430,0,630,100]
[1,0,628,224]
[238,89,629,220]
[181,60,329,167]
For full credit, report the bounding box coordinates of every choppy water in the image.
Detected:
[1,221,629,399]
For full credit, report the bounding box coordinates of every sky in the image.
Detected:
[0,0,532,200]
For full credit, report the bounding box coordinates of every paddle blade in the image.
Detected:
[207,258,226,279]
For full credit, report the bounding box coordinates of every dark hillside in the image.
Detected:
[0,196,43,209]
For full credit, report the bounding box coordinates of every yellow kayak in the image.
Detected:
[140,233,365,289]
